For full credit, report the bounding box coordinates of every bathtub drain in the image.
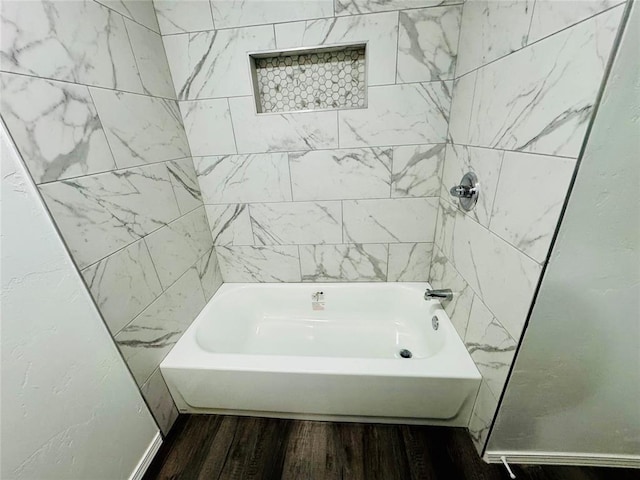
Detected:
[399,349,412,359]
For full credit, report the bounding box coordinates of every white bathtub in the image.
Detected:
[161,282,481,426]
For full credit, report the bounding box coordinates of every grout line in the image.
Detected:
[121,13,147,96]
[93,0,161,36]
[142,237,165,295]
[226,98,240,154]
[526,0,538,44]
[394,11,401,84]
[487,150,506,230]
[208,0,217,30]
[286,153,295,201]
[297,245,304,280]
[200,196,440,206]
[0,69,178,102]
[453,1,626,81]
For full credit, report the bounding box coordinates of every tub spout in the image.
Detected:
[424,288,453,303]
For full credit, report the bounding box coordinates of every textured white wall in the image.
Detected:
[1,123,159,479]
[487,1,639,459]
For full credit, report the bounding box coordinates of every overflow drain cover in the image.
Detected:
[399,349,412,359]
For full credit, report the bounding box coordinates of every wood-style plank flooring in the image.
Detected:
[144,415,638,480]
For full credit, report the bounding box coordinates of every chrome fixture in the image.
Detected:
[424,288,453,302]
[450,172,479,212]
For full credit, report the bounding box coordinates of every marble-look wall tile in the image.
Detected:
[343,197,439,243]
[465,295,517,399]
[338,82,451,148]
[468,6,624,158]
[250,201,342,245]
[124,19,176,99]
[163,25,275,100]
[468,380,499,454]
[391,144,444,198]
[115,268,206,385]
[97,0,160,33]
[0,73,116,184]
[455,0,534,76]
[300,244,388,282]
[211,0,333,29]
[275,12,398,86]
[0,0,142,93]
[490,151,575,263]
[81,239,162,335]
[447,71,476,145]
[397,6,462,82]
[436,200,542,340]
[194,248,224,301]
[229,96,339,153]
[140,368,178,435]
[145,207,214,289]
[216,245,301,282]
[429,246,474,338]
[167,158,203,215]
[527,0,622,45]
[335,0,458,16]
[387,243,433,282]
[205,204,254,246]
[179,99,237,156]
[90,89,190,168]
[154,0,215,35]
[440,144,503,227]
[39,163,180,268]
[290,148,392,201]
[195,153,292,204]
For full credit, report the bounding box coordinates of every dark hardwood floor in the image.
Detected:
[144,415,638,480]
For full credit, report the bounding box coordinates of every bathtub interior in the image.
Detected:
[194,283,446,359]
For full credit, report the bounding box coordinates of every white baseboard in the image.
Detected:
[130,432,163,480]
[485,451,640,469]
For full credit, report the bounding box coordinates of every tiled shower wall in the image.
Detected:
[427,0,626,452]
[157,0,464,282]
[0,0,222,434]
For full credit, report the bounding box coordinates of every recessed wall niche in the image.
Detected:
[249,44,366,114]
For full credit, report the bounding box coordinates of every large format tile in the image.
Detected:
[140,368,178,435]
[145,207,214,289]
[0,0,142,92]
[211,0,333,29]
[216,245,301,282]
[468,6,624,158]
[229,96,338,153]
[387,243,433,282]
[124,19,175,98]
[455,0,534,76]
[205,204,254,246]
[335,0,458,16]
[96,0,160,33]
[343,198,439,243]
[391,144,444,198]
[167,158,203,215]
[0,73,115,184]
[440,144,503,228]
[163,25,275,100]
[527,0,622,45]
[489,151,575,263]
[116,268,206,385]
[250,202,342,245]
[290,148,392,201]
[195,153,292,204]
[275,12,398,86]
[300,244,388,282]
[194,248,224,301]
[90,89,190,168]
[429,246,474,339]
[436,201,542,340]
[338,83,451,148]
[465,296,517,399]
[154,0,214,35]
[397,6,462,82]
[39,163,180,268]
[82,239,162,335]
[468,380,498,454]
[179,99,237,156]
